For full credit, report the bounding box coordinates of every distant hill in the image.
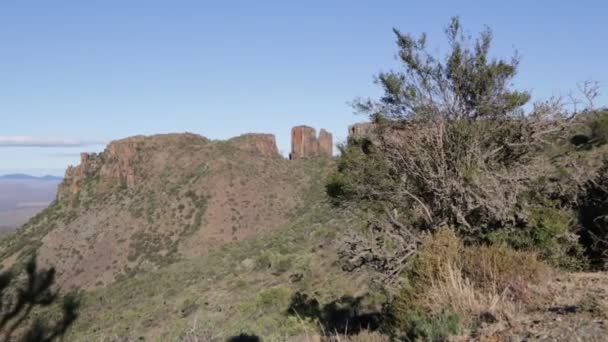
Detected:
[0,173,62,181]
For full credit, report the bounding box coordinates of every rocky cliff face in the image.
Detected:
[289,125,333,160]
[230,133,280,158]
[59,133,280,200]
[318,129,333,157]
[60,136,146,199]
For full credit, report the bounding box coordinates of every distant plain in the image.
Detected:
[0,175,61,234]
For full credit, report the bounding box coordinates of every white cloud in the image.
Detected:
[0,136,106,148]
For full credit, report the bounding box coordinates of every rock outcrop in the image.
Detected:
[290,126,333,160]
[230,133,280,158]
[59,133,281,200]
[61,152,102,198]
[348,122,376,139]
[59,136,145,199]
[318,129,333,157]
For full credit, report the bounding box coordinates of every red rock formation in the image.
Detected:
[231,133,280,157]
[99,137,144,189]
[290,126,316,160]
[58,133,283,199]
[60,152,102,198]
[290,125,333,160]
[59,136,146,199]
[318,129,333,156]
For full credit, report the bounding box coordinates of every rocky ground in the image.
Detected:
[479,272,608,341]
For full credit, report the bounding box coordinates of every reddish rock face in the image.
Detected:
[290,125,333,160]
[100,137,144,189]
[59,133,282,200]
[318,129,333,157]
[290,126,317,160]
[61,152,102,198]
[59,138,143,199]
[231,133,280,158]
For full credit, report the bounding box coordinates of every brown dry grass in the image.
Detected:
[400,228,551,326]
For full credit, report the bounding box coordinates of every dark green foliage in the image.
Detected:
[326,138,392,207]
[588,110,608,146]
[0,256,80,341]
[398,311,461,342]
[357,16,529,121]
[578,160,608,270]
[184,190,208,236]
[488,208,587,270]
[566,110,608,149]
[127,230,180,267]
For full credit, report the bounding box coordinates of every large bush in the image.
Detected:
[328,18,588,282]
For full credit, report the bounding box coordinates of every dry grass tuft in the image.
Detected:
[422,261,519,322]
[396,228,551,328]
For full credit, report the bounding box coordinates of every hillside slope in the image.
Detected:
[0,133,336,290]
[62,194,375,340]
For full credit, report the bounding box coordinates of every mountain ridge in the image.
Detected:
[0,131,335,290]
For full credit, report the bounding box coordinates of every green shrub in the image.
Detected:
[589,111,608,146]
[326,139,393,208]
[272,255,293,275]
[400,311,461,342]
[488,207,587,270]
[255,253,272,271]
[255,287,292,313]
[578,160,608,270]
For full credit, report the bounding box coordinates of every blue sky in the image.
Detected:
[1,0,607,176]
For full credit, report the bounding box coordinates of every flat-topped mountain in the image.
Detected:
[0,132,333,290]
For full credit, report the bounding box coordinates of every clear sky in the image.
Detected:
[1,0,607,176]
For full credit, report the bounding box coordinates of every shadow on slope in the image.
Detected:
[227,334,261,342]
[287,292,384,335]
